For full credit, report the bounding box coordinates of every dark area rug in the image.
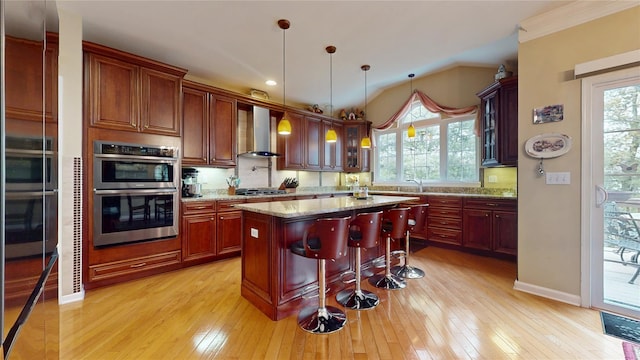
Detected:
[601,312,640,344]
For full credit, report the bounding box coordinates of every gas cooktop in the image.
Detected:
[235,188,287,196]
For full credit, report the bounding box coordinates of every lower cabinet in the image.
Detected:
[216,200,245,255]
[182,199,244,265]
[182,201,217,264]
[462,198,517,258]
[426,195,463,246]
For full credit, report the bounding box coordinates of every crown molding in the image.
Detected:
[519,1,639,43]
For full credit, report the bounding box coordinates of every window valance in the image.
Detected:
[374,90,479,134]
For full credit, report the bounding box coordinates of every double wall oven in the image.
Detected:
[4,135,58,260]
[93,141,179,247]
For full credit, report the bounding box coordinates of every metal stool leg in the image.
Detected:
[297,259,347,333]
[391,230,425,279]
[337,248,379,309]
[369,235,406,290]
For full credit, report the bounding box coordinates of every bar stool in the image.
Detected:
[369,207,410,290]
[289,216,351,334]
[392,204,428,279]
[336,211,383,310]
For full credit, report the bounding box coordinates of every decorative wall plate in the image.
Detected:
[525,133,572,159]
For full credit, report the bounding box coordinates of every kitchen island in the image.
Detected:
[234,195,419,320]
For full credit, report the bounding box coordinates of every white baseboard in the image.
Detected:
[513,280,582,307]
[59,290,85,305]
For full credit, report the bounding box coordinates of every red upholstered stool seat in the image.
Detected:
[289,216,351,334]
[392,204,428,279]
[369,207,410,290]
[336,211,383,310]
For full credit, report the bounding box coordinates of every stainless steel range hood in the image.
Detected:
[238,106,280,157]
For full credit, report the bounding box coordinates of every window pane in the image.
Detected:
[377,133,397,181]
[447,120,477,181]
[400,101,439,124]
[402,126,440,181]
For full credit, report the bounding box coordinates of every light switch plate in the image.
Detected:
[251,228,259,238]
[545,172,571,185]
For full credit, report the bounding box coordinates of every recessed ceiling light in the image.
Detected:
[265,80,277,86]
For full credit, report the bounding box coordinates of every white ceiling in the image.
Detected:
[7,0,572,112]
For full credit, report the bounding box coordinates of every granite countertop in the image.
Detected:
[181,189,516,202]
[233,195,420,218]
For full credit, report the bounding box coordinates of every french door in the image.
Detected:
[584,66,640,319]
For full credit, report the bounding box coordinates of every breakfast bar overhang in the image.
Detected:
[235,195,419,320]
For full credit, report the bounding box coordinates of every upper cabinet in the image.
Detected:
[276,110,306,170]
[182,81,237,167]
[476,76,518,167]
[5,34,58,123]
[322,120,343,172]
[84,42,187,137]
[343,121,370,173]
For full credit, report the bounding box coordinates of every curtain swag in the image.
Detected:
[372,90,480,138]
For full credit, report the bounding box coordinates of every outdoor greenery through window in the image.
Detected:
[374,100,478,184]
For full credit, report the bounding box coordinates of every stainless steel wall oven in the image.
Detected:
[93,141,179,247]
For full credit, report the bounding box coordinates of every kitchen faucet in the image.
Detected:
[407,179,423,192]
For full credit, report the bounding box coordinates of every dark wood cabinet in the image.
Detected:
[182,81,237,167]
[216,200,244,255]
[477,76,518,167]
[462,198,517,258]
[304,115,323,171]
[322,120,343,171]
[5,34,58,123]
[426,195,463,246]
[277,111,305,170]
[182,201,217,264]
[84,41,186,136]
[344,121,371,173]
[182,86,209,164]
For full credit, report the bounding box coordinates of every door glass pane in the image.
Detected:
[601,82,640,314]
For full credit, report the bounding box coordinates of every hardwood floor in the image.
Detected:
[54,246,625,359]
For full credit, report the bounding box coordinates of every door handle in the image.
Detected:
[595,184,608,208]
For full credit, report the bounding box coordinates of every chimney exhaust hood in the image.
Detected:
[238,106,281,157]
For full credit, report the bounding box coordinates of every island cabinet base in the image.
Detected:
[241,209,392,321]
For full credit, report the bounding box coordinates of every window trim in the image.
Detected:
[372,113,480,187]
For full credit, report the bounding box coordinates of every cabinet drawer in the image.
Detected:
[427,227,462,245]
[463,198,516,210]
[428,207,462,218]
[427,195,462,207]
[89,250,181,282]
[183,201,216,215]
[428,216,462,230]
[217,199,246,212]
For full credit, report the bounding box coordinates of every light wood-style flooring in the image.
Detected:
[54,246,625,359]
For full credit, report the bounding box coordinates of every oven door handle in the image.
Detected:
[93,153,178,163]
[5,190,57,199]
[94,188,178,195]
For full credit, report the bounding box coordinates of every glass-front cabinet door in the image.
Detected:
[343,121,370,173]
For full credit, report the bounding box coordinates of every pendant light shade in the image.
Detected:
[277,19,291,135]
[325,45,337,143]
[407,124,416,138]
[407,73,416,138]
[360,64,371,149]
[326,128,338,142]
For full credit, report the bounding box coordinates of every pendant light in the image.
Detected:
[325,45,338,143]
[407,73,416,138]
[360,64,372,149]
[276,19,291,135]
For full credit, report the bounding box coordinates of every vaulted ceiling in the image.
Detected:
[8,1,572,111]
